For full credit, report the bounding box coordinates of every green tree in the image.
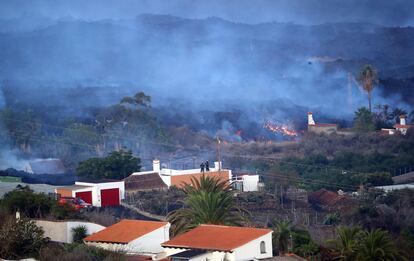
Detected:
[364,172,393,186]
[356,229,406,261]
[167,175,247,236]
[0,215,47,259]
[273,220,292,255]
[76,150,141,179]
[330,226,362,261]
[354,107,375,132]
[324,213,341,226]
[0,185,53,218]
[358,65,378,112]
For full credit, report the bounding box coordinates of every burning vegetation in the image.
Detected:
[263,121,298,138]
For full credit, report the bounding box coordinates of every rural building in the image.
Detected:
[125,160,232,192]
[375,184,414,193]
[232,173,262,192]
[393,115,413,135]
[307,112,338,134]
[162,224,273,260]
[85,219,170,256]
[381,115,413,135]
[25,158,65,174]
[308,189,353,212]
[56,181,125,207]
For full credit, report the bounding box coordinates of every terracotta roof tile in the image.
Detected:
[84,219,168,243]
[124,172,168,191]
[394,124,414,129]
[162,224,272,252]
[309,123,338,127]
[171,171,230,188]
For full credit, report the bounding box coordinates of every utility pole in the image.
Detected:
[217,137,221,171]
[280,185,284,209]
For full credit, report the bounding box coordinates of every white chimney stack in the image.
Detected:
[153,159,160,172]
[400,115,406,126]
[214,161,222,170]
[307,112,315,125]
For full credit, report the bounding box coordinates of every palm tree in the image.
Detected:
[273,220,292,255]
[356,229,406,261]
[358,65,378,112]
[330,226,361,261]
[324,213,341,226]
[167,175,248,236]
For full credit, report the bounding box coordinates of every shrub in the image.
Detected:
[72,226,88,243]
[0,215,47,259]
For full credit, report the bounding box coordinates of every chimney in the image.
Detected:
[400,115,406,126]
[307,112,315,125]
[214,161,222,170]
[153,159,160,172]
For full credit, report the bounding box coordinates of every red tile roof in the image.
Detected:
[162,224,272,252]
[309,189,347,206]
[394,124,413,129]
[84,219,168,244]
[310,123,338,127]
[170,171,230,188]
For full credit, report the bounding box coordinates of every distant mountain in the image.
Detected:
[0,14,413,110]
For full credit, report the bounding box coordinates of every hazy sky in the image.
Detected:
[1,0,414,26]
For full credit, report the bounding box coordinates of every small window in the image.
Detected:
[260,241,266,254]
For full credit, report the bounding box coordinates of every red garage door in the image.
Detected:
[75,191,92,204]
[101,188,120,207]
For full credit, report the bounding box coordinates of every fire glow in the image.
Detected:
[263,121,298,137]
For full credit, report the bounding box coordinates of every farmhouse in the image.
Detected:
[381,115,413,136]
[56,180,125,207]
[85,219,170,256]
[162,224,273,261]
[307,112,338,134]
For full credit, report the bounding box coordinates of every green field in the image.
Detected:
[0,176,22,182]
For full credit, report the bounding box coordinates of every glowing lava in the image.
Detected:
[263,121,298,137]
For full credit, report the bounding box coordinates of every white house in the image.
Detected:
[126,160,232,190]
[56,181,125,207]
[232,174,262,192]
[84,219,170,256]
[394,115,413,135]
[161,224,273,261]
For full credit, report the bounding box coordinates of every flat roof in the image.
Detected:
[57,185,93,191]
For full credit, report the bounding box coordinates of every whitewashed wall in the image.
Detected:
[35,220,105,243]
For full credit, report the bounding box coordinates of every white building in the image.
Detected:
[393,115,413,135]
[232,174,261,192]
[162,224,273,261]
[382,115,413,136]
[56,181,125,207]
[375,184,414,193]
[126,160,232,190]
[85,219,170,256]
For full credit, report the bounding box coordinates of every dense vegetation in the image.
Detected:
[0,91,171,171]
[77,150,141,180]
[0,185,81,220]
